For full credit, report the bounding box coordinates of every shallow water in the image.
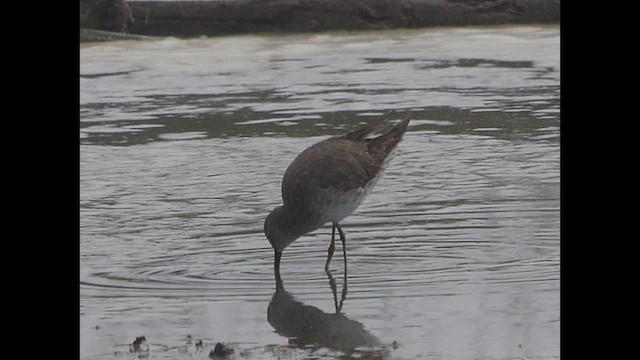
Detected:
[80,25,559,359]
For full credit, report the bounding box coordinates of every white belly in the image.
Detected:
[315,171,383,224]
[314,147,397,224]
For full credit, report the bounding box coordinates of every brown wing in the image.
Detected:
[281,136,380,209]
[281,115,410,212]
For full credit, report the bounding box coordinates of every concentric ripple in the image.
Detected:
[81,25,559,360]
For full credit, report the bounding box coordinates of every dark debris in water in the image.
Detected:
[210,342,234,359]
[129,336,148,353]
[114,335,398,359]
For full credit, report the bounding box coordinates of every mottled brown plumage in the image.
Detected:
[265,113,411,272]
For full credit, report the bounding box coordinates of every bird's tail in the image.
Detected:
[346,110,395,141]
[367,114,411,162]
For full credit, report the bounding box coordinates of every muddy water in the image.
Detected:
[80,25,559,359]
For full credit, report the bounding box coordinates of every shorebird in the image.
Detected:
[264,112,411,272]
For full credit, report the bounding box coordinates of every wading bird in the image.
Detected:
[264,112,410,272]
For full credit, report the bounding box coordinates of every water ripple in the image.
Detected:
[81,26,559,360]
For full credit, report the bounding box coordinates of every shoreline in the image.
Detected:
[80,0,559,41]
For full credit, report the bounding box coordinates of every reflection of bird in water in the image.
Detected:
[268,269,380,356]
[264,111,411,272]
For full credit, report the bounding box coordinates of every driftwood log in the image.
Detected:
[80,0,559,39]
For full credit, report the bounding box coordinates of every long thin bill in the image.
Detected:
[274,250,282,272]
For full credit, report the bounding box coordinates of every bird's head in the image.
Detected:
[264,206,299,271]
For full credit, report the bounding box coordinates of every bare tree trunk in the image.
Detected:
[80,0,133,33]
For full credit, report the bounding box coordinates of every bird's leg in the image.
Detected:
[325,224,348,314]
[337,267,348,313]
[337,223,348,312]
[326,268,339,312]
[335,223,348,272]
[324,223,336,271]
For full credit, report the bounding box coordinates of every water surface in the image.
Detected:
[80,25,559,359]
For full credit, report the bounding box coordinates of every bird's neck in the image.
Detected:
[277,205,323,238]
